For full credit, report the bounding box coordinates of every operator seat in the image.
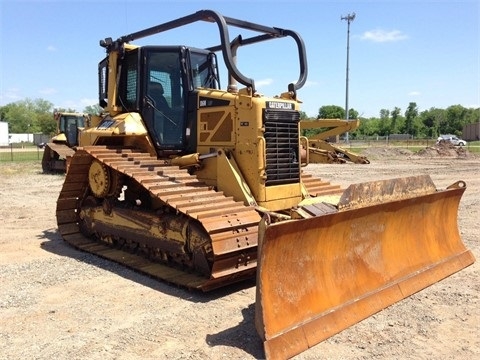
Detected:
[149,82,170,112]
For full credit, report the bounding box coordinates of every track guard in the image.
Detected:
[255,181,475,359]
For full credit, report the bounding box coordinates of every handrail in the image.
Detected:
[99,9,308,94]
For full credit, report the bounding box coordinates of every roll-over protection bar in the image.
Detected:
[99,9,308,94]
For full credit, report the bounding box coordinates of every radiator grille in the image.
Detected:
[263,109,300,186]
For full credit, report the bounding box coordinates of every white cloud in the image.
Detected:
[38,88,57,95]
[465,103,480,109]
[408,91,421,96]
[55,98,99,112]
[303,80,318,88]
[0,88,22,104]
[47,45,57,52]
[256,78,273,88]
[361,29,408,43]
[80,98,98,107]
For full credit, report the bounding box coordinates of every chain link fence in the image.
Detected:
[0,139,477,163]
[0,144,44,162]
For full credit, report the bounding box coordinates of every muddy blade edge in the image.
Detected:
[255,185,475,360]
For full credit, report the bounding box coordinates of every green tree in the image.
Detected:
[37,112,57,136]
[390,107,402,134]
[298,111,309,120]
[347,108,359,120]
[34,99,56,134]
[0,98,54,133]
[84,104,103,115]
[317,105,344,119]
[379,109,390,136]
[3,102,34,132]
[420,108,445,138]
[357,118,381,137]
[404,102,418,136]
[444,105,469,135]
[465,107,480,125]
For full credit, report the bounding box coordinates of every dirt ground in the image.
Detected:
[0,145,478,360]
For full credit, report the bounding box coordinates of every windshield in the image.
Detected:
[190,51,220,90]
[144,49,185,148]
[59,115,85,133]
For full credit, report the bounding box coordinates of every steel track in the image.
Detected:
[56,146,261,291]
[56,146,344,291]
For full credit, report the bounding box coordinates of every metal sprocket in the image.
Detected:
[88,159,122,198]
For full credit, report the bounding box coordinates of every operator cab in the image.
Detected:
[99,46,220,156]
[57,113,86,147]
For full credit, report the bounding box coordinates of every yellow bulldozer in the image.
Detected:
[42,111,89,173]
[300,118,370,163]
[55,10,475,359]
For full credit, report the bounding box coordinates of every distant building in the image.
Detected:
[0,122,9,146]
[463,122,480,141]
[8,133,35,143]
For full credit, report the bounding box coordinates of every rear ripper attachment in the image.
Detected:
[255,176,475,359]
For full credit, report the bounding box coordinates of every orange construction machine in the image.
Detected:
[55,10,474,359]
[42,111,89,172]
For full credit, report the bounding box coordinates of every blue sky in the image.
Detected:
[1,0,479,118]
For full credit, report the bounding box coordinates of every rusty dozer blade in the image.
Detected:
[255,175,475,360]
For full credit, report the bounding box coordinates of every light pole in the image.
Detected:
[341,12,355,141]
